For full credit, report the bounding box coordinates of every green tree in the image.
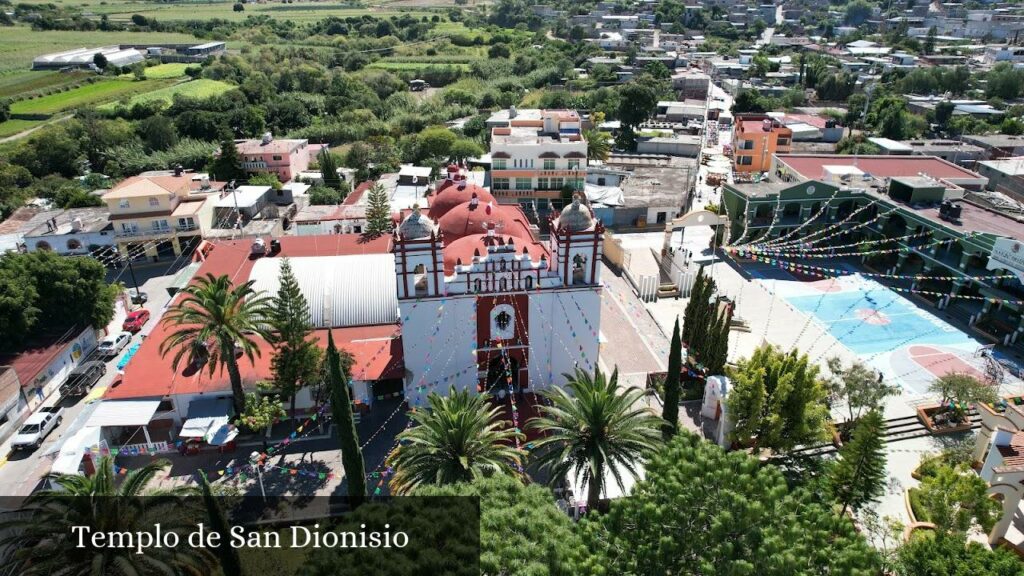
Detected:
[830,410,887,515]
[448,138,483,161]
[0,99,9,123]
[836,134,883,155]
[871,95,914,140]
[318,147,343,192]
[929,372,998,424]
[210,135,246,182]
[271,258,322,415]
[617,80,661,131]
[732,89,770,113]
[584,128,611,161]
[237,392,286,448]
[308,184,344,205]
[416,126,458,160]
[247,172,282,189]
[826,357,899,422]
[923,26,937,54]
[917,464,1000,535]
[363,182,393,237]
[388,387,523,495]
[0,456,215,575]
[327,331,366,507]
[198,471,243,576]
[934,101,956,129]
[417,476,586,575]
[138,114,178,152]
[528,367,663,511]
[662,317,682,438]
[92,52,107,70]
[577,434,881,575]
[160,274,276,415]
[844,0,873,25]
[896,533,1023,576]
[681,269,731,375]
[726,344,830,452]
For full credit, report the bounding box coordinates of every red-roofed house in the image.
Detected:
[236,135,322,182]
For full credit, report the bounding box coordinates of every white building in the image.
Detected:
[22,206,115,256]
[489,108,588,207]
[32,46,144,70]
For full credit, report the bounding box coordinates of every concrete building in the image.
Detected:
[869,138,986,167]
[978,157,1024,203]
[102,172,223,261]
[962,134,1024,159]
[732,115,794,173]
[236,134,321,183]
[489,108,587,207]
[21,207,114,256]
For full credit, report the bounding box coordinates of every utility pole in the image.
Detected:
[124,253,141,305]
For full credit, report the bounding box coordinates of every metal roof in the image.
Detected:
[249,254,398,328]
[87,400,162,427]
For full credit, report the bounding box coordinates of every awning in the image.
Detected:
[86,400,162,427]
[49,426,102,476]
[180,397,234,443]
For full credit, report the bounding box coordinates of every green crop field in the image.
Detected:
[0,26,205,74]
[0,119,45,139]
[136,63,192,79]
[98,78,235,109]
[0,70,93,100]
[83,1,435,23]
[10,78,176,116]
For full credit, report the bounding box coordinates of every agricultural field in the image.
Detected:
[132,63,192,79]
[43,0,438,23]
[9,78,176,116]
[0,26,205,74]
[0,119,46,139]
[0,70,93,100]
[98,78,235,109]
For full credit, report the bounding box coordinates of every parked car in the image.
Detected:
[10,407,64,450]
[122,309,151,333]
[127,288,148,304]
[97,332,132,357]
[59,361,106,397]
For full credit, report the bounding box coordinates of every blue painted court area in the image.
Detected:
[785,281,973,356]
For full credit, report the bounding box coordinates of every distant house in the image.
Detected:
[235,134,322,183]
[32,46,144,70]
[22,206,114,256]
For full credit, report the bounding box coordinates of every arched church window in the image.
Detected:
[500,260,507,271]
[474,279,482,292]
[495,311,511,331]
[572,253,587,285]
[499,278,507,291]
[524,276,533,290]
[413,264,427,295]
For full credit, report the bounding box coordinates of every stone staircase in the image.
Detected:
[779,412,980,459]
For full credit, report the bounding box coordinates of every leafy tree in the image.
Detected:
[0,99,9,123]
[92,52,107,70]
[11,126,83,178]
[844,0,873,25]
[826,357,899,422]
[417,476,586,576]
[934,101,956,129]
[138,114,178,152]
[198,471,243,576]
[248,172,282,190]
[923,26,937,54]
[732,89,770,114]
[210,135,246,182]
[318,147,343,192]
[0,251,117,350]
[577,434,881,575]
[0,456,215,575]
[986,63,1024,100]
[237,392,286,448]
[448,138,483,161]
[870,95,915,140]
[327,330,366,507]
[416,126,458,160]
[681,269,731,375]
[233,2,243,10]
[662,317,682,438]
[727,344,830,452]
[363,182,393,237]
[929,372,998,423]
[830,410,887,515]
[271,258,321,414]
[836,134,882,155]
[584,128,611,161]
[916,464,999,535]
[617,80,660,131]
[308,184,344,205]
[895,533,1023,576]
[528,367,663,510]
[999,117,1024,135]
[160,274,276,415]
[389,387,523,495]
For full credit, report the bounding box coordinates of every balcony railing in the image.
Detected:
[175,224,199,233]
[115,228,174,239]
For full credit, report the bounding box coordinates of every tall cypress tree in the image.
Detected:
[327,331,366,507]
[662,317,682,439]
[318,148,343,194]
[830,409,887,515]
[364,183,393,237]
[271,258,321,416]
[210,133,246,182]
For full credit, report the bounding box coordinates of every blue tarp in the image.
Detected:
[116,342,141,372]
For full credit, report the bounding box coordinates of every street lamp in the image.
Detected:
[250,451,266,502]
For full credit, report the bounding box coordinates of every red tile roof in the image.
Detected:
[105,234,395,400]
[0,331,83,389]
[342,181,374,206]
[777,155,982,181]
[996,432,1024,469]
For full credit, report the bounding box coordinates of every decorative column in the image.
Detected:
[989,487,1024,546]
[959,251,972,271]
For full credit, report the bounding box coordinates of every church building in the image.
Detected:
[394,166,604,407]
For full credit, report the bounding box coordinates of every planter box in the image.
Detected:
[916,404,973,435]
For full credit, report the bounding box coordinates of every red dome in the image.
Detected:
[442,234,548,274]
[438,200,526,243]
[427,182,494,220]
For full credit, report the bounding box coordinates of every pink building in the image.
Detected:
[235,134,322,182]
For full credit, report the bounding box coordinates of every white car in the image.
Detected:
[11,407,63,450]
[97,332,132,357]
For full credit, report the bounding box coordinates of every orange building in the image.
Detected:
[732,115,792,173]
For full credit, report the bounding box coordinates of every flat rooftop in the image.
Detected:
[979,158,1024,176]
[491,126,585,146]
[776,155,984,182]
[23,206,111,237]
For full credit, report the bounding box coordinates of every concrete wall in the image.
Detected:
[26,327,99,402]
[401,296,478,408]
[527,289,601,387]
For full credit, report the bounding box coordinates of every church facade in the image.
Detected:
[394,168,604,407]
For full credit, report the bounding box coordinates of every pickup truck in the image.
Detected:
[59,360,106,398]
[11,407,64,451]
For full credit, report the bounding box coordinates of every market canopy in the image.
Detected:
[180,397,236,445]
[49,426,102,476]
[86,400,161,427]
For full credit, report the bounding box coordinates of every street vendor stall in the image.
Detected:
[178,397,237,454]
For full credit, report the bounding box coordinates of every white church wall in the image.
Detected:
[528,288,602,389]
[400,295,478,408]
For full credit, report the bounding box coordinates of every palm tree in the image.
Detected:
[160,273,275,415]
[0,457,215,576]
[585,128,612,162]
[527,367,664,511]
[387,387,524,495]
